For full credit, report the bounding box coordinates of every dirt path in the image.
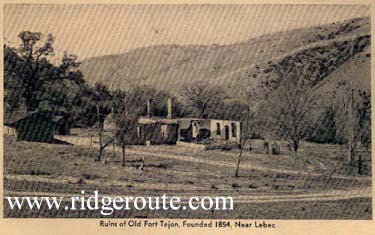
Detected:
[4,174,207,192]
[56,135,371,181]
[4,187,371,204]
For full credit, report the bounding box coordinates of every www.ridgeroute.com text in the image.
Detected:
[6,190,234,216]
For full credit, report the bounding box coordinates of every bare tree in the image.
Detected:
[112,89,144,167]
[116,96,132,167]
[346,42,356,165]
[235,88,258,177]
[95,64,127,162]
[334,84,370,165]
[92,83,113,161]
[260,65,319,158]
[343,41,371,165]
[96,104,104,161]
[346,86,357,165]
[181,83,224,118]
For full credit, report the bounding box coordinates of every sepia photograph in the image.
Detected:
[2,3,372,220]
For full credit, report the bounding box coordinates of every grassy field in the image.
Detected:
[3,134,372,219]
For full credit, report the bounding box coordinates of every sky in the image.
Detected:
[4,4,370,60]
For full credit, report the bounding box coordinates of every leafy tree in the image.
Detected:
[4,31,87,120]
[15,31,55,111]
[4,45,26,113]
[307,103,337,144]
[5,31,116,160]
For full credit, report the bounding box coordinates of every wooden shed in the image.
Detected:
[5,111,64,143]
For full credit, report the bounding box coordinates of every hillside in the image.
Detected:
[80,17,371,98]
[317,44,371,93]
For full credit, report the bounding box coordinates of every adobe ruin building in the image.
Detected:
[137,98,241,145]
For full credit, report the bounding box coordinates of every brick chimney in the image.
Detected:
[167,97,174,119]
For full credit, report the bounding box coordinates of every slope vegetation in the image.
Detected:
[80,17,370,97]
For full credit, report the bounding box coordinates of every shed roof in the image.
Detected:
[5,110,64,127]
[4,110,28,125]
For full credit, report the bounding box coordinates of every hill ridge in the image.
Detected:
[80,16,370,97]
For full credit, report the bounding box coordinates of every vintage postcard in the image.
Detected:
[1,0,374,234]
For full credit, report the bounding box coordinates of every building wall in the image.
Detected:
[55,121,71,135]
[178,119,211,142]
[139,118,241,145]
[138,123,178,145]
[4,125,16,136]
[103,113,117,131]
[15,119,55,143]
[210,120,240,144]
[177,119,241,144]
